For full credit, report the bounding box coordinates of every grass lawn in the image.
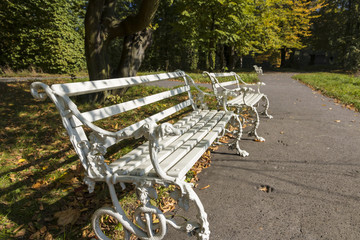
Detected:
[0,71,257,239]
[293,72,360,112]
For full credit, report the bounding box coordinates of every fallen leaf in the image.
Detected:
[31,182,42,189]
[335,120,341,123]
[29,231,41,240]
[200,185,210,190]
[18,159,26,163]
[14,228,26,238]
[54,208,80,226]
[254,138,265,142]
[39,226,47,234]
[44,232,53,240]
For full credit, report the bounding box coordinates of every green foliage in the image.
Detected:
[311,0,360,72]
[142,0,321,71]
[293,72,360,111]
[0,0,86,73]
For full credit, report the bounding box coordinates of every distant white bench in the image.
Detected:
[253,65,263,75]
[30,71,248,240]
[203,71,272,142]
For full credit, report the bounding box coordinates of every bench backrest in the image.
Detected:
[253,65,263,75]
[30,71,197,171]
[203,71,249,100]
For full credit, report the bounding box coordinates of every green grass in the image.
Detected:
[293,72,360,111]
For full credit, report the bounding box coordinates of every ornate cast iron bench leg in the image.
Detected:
[215,113,249,157]
[259,95,273,119]
[92,177,211,240]
[246,106,265,142]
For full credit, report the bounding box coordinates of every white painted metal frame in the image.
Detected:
[253,65,264,75]
[203,71,273,142]
[30,70,248,240]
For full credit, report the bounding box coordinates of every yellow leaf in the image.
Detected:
[31,182,42,189]
[62,187,73,192]
[200,185,210,190]
[18,159,26,163]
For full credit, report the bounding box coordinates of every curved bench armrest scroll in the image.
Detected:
[134,121,180,181]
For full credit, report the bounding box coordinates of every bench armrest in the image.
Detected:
[134,121,180,181]
[232,72,265,93]
[184,73,216,110]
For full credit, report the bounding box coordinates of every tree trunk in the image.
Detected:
[84,0,159,102]
[207,12,216,71]
[208,41,216,71]
[227,46,237,70]
[116,28,153,77]
[85,0,110,81]
[115,28,154,96]
[218,44,226,71]
[280,47,287,68]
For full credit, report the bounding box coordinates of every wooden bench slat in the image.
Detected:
[215,80,238,88]
[116,110,218,175]
[143,111,226,177]
[109,110,210,171]
[213,72,234,77]
[244,93,263,105]
[129,111,221,176]
[79,85,190,125]
[228,93,263,106]
[167,112,233,178]
[51,72,185,96]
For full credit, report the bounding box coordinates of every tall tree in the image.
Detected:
[84,0,159,80]
[254,0,323,67]
[312,0,360,72]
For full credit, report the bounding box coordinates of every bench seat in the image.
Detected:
[110,110,231,179]
[227,92,265,107]
[204,71,272,142]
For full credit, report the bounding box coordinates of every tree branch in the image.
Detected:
[108,0,160,40]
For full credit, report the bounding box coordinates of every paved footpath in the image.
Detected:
[166,72,360,239]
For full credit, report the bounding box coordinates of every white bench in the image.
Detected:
[253,65,264,75]
[30,71,248,240]
[203,71,272,142]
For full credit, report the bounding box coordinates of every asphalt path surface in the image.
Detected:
[164,72,360,239]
